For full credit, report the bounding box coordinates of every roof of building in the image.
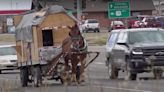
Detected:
[0,0,32,15]
[47,0,155,12]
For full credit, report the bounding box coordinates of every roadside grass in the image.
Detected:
[0,34,15,42]
[83,32,109,46]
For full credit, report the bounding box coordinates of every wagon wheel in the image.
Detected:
[57,63,65,84]
[20,67,28,87]
[33,66,42,87]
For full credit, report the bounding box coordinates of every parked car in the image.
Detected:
[155,16,164,28]
[0,44,17,74]
[81,19,100,32]
[127,15,150,28]
[127,16,141,28]
[109,20,125,32]
[140,17,162,28]
[106,28,164,80]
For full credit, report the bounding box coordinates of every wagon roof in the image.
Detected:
[15,5,77,42]
[16,5,77,29]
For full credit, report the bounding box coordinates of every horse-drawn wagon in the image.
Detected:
[14,5,99,87]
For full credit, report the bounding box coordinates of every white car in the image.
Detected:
[0,44,17,73]
[81,19,100,32]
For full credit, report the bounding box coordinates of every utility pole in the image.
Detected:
[158,0,161,15]
[77,0,82,23]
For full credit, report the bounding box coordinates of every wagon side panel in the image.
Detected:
[53,28,70,46]
[31,27,40,64]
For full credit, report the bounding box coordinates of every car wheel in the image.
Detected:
[125,58,137,80]
[125,68,137,80]
[0,70,2,74]
[129,73,137,80]
[97,29,100,33]
[153,68,163,79]
[108,62,118,79]
[93,29,96,33]
[20,67,28,87]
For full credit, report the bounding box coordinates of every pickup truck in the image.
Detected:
[81,19,100,33]
[106,28,164,80]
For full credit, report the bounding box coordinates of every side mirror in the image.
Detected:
[117,42,129,48]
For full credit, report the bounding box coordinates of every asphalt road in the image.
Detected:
[0,46,164,92]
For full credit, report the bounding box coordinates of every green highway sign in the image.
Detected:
[108,1,130,18]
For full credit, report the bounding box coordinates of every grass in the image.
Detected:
[0,34,15,42]
[0,32,109,46]
[83,32,109,46]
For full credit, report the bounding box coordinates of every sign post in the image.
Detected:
[108,1,130,19]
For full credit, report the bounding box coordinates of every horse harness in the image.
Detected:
[70,35,87,53]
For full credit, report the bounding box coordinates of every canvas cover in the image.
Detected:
[15,5,77,42]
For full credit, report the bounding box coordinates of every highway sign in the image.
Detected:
[108,1,130,18]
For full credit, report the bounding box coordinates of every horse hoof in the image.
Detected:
[78,81,86,86]
[71,82,78,86]
[63,82,68,86]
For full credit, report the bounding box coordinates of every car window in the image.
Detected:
[145,18,156,23]
[117,32,128,43]
[111,21,124,26]
[0,47,16,55]
[129,31,164,44]
[156,17,164,21]
[107,32,118,47]
[88,20,98,23]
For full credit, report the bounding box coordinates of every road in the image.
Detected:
[0,46,164,92]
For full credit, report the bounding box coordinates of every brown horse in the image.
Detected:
[62,25,87,84]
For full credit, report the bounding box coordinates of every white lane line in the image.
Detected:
[94,62,104,65]
[93,85,152,92]
[0,77,19,81]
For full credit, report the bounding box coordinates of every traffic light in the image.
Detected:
[82,0,86,9]
[74,0,77,9]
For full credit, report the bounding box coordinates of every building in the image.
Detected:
[47,0,155,28]
[152,0,164,15]
[0,0,32,33]
[0,0,46,33]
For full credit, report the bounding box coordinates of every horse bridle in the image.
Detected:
[71,35,87,52]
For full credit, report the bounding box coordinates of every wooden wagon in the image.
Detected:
[14,5,99,87]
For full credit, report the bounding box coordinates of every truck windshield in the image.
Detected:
[0,47,16,56]
[129,31,164,44]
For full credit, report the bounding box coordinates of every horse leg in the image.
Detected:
[71,60,77,82]
[79,58,87,83]
[62,59,70,85]
[71,62,77,83]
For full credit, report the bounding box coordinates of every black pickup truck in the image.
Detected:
[106,28,164,80]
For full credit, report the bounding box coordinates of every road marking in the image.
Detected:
[94,62,104,65]
[93,85,152,92]
[0,77,19,81]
